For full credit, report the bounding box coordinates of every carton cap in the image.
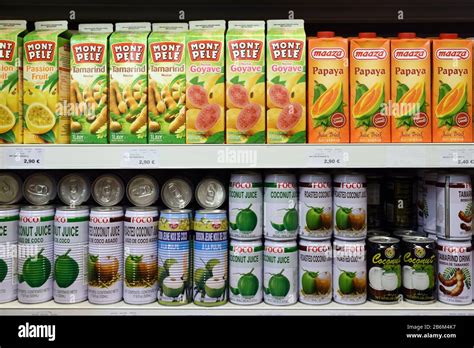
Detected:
[398,32,416,39]
[228,21,265,30]
[115,22,151,32]
[358,32,377,38]
[317,31,335,38]
[0,20,27,29]
[152,23,188,32]
[79,23,113,33]
[267,19,305,29]
[35,20,68,31]
[440,33,458,39]
[189,20,226,30]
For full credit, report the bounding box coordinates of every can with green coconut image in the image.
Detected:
[18,205,55,304]
[53,206,89,304]
[0,205,19,303]
[229,239,263,305]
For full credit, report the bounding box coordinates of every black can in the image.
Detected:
[367,175,384,230]
[401,236,436,304]
[367,236,401,304]
[385,175,416,230]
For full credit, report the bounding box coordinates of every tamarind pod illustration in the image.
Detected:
[90,106,108,134]
[118,100,128,114]
[148,85,158,115]
[438,272,459,287]
[459,211,473,223]
[169,108,185,133]
[130,107,148,134]
[439,269,466,297]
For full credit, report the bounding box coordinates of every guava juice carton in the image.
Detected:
[266,19,306,144]
[70,23,112,144]
[148,23,187,144]
[0,20,27,144]
[23,20,71,144]
[349,32,390,143]
[432,33,472,142]
[226,21,265,144]
[186,20,226,144]
[109,22,150,144]
[391,33,431,143]
[307,31,349,143]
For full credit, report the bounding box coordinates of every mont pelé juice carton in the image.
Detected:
[23,21,71,144]
[70,24,112,144]
[186,20,226,144]
[148,23,187,144]
[0,20,27,144]
[307,31,349,143]
[226,21,265,144]
[109,22,150,144]
[350,32,390,143]
[266,19,306,143]
[432,33,472,142]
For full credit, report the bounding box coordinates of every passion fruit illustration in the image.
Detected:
[236,268,259,297]
[277,103,303,132]
[19,249,51,288]
[236,103,262,133]
[54,249,79,288]
[227,84,249,108]
[162,276,185,298]
[267,269,290,297]
[187,84,209,109]
[25,102,56,135]
[268,84,290,108]
[230,204,258,232]
[0,104,15,134]
[204,277,226,298]
[301,270,318,294]
[0,258,7,282]
[195,103,221,132]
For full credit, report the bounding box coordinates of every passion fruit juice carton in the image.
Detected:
[70,23,112,144]
[391,33,431,143]
[23,21,71,144]
[307,31,349,143]
[432,33,472,142]
[349,33,390,143]
[0,20,27,144]
[226,21,265,144]
[148,23,187,144]
[186,20,226,144]
[109,22,150,144]
[266,19,306,143]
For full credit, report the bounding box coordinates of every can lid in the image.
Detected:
[58,173,91,206]
[359,32,377,38]
[393,229,424,238]
[440,33,458,39]
[0,173,22,204]
[23,173,57,206]
[126,174,159,207]
[402,236,434,244]
[92,174,124,207]
[368,236,400,244]
[398,32,416,39]
[161,178,193,209]
[195,209,227,215]
[317,31,335,38]
[195,178,226,209]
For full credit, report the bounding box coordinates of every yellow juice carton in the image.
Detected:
[266,19,306,143]
[226,21,265,144]
[432,33,472,142]
[23,20,71,144]
[186,20,226,144]
[0,20,27,144]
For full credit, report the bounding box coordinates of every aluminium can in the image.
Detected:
[195,177,226,210]
[0,205,19,303]
[58,173,91,206]
[23,173,57,206]
[367,174,384,230]
[91,174,125,207]
[161,177,193,210]
[126,174,159,207]
[0,172,22,204]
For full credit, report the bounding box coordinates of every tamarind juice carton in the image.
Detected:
[23,21,71,144]
[391,33,431,143]
[70,23,112,144]
[109,22,150,144]
[307,31,349,143]
[186,20,226,144]
[266,19,306,144]
[432,34,472,142]
[349,33,390,143]
[148,23,187,144]
[226,21,265,144]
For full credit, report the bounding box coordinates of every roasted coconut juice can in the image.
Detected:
[0,205,19,303]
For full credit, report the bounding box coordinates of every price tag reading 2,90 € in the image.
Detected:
[307,148,348,167]
[121,148,159,168]
[4,147,44,169]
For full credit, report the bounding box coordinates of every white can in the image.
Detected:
[298,173,332,240]
[422,171,437,234]
[333,238,367,304]
[0,205,19,303]
[298,238,332,305]
[263,239,298,306]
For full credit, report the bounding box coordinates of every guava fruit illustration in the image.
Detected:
[194,267,210,290]
[277,103,303,131]
[267,269,290,297]
[301,270,318,294]
[54,249,79,288]
[336,206,352,230]
[268,84,290,108]
[195,104,221,132]
[338,270,356,294]
[231,204,258,232]
[125,254,143,283]
[88,254,98,282]
[162,276,185,298]
[204,277,226,298]
[187,84,209,109]
[0,259,7,282]
[19,249,51,288]
[227,84,249,108]
[236,103,262,132]
[306,206,323,230]
[237,268,259,297]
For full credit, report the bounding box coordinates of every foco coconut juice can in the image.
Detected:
[88,206,124,304]
[229,239,263,305]
[422,171,437,234]
[18,205,54,304]
[299,238,332,305]
[263,239,298,306]
[53,206,89,304]
[124,207,158,304]
[23,173,57,206]
[0,205,19,303]
[0,172,22,204]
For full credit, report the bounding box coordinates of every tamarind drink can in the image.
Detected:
[367,174,384,231]
[58,173,91,206]
[385,175,416,231]
[299,238,332,305]
[126,174,159,207]
[18,205,54,304]
[91,174,125,207]
[264,239,298,306]
[124,207,158,304]
[436,174,472,240]
[422,171,437,234]
[88,206,124,304]
[0,172,22,204]
[229,239,263,305]
[195,177,226,209]
[437,238,472,305]
[161,177,193,209]
[23,173,57,206]
[0,205,19,303]
[53,206,89,304]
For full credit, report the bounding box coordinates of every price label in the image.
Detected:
[307,148,348,167]
[121,148,159,168]
[439,149,474,167]
[4,147,44,168]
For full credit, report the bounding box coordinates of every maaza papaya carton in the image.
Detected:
[226,21,265,144]
[349,32,390,143]
[23,21,71,144]
[0,20,27,144]
[307,31,349,143]
[70,23,112,144]
[266,19,306,143]
[432,33,472,142]
[186,20,226,144]
[109,22,150,144]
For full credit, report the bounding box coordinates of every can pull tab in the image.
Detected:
[204,183,217,206]
[0,180,11,194]
[169,183,184,205]
[132,184,152,198]
[101,182,113,203]
[28,184,49,197]
[68,182,81,203]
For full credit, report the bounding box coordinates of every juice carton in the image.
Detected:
[391,33,431,143]
[266,19,306,143]
[70,23,112,144]
[23,21,71,144]
[349,33,390,143]
[148,23,187,144]
[109,22,150,144]
[186,20,226,144]
[432,33,472,142]
[307,31,349,143]
[0,20,27,144]
[226,21,265,144]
